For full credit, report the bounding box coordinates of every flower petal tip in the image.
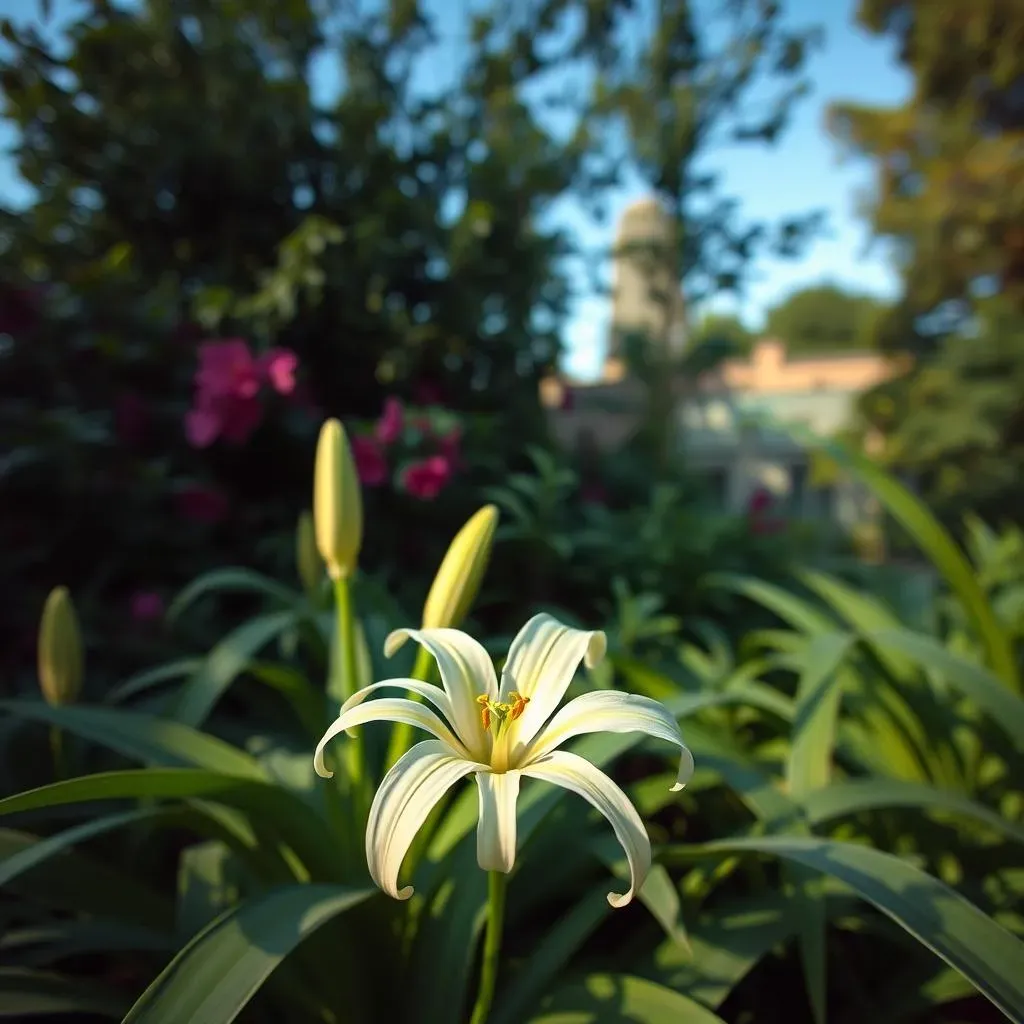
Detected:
[395,884,415,901]
[606,890,632,909]
[583,631,608,669]
[669,782,685,793]
[383,629,411,658]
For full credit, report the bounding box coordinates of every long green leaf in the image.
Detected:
[246,662,327,739]
[664,835,1024,1022]
[868,629,1024,750]
[168,567,300,622]
[806,437,1018,690]
[784,633,848,1024]
[122,884,375,1024]
[706,573,838,634]
[0,701,267,778]
[0,807,168,890]
[801,777,1024,845]
[0,769,262,817]
[490,887,611,1024]
[0,827,173,929]
[590,838,688,948]
[0,968,128,1018]
[532,974,728,1022]
[106,659,204,705]
[634,891,804,1009]
[787,632,853,796]
[171,610,298,727]
[1,921,174,966]
[0,770,340,883]
[407,842,488,1024]
[797,571,953,783]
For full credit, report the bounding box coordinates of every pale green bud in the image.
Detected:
[37,586,84,706]
[313,418,363,580]
[422,505,499,629]
[296,510,323,598]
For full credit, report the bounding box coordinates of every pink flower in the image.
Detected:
[196,339,263,399]
[259,348,299,396]
[131,591,164,623]
[351,436,389,486]
[375,397,404,445]
[185,338,280,447]
[115,392,148,447]
[402,455,452,500]
[184,407,222,448]
[176,485,229,524]
[215,394,264,444]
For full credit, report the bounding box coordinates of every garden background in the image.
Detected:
[2,1,1023,1022]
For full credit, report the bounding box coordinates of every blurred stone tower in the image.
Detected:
[605,197,687,381]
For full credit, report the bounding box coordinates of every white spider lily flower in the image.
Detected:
[314,613,694,907]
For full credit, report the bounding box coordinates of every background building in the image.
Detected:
[543,199,902,531]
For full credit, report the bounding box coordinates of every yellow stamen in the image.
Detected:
[476,694,491,731]
[508,691,529,721]
[476,692,530,738]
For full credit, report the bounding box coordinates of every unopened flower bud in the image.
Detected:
[37,587,83,706]
[422,505,498,629]
[314,418,362,580]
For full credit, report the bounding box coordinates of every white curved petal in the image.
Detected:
[367,740,484,899]
[314,698,468,778]
[385,627,497,756]
[524,691,694,790]
[338,676,459,725]
[520,750,650,908]
[500,613,607,760]
[475,771,521,873]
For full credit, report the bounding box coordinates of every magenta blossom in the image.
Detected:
[375,397,404,445]
[196,339,262,399]
[351,436,389,486]
[402,455,452,500]
[260,348,299,396]
[185,339,299,447]
[131,591,164,623]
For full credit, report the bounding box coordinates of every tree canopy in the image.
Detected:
[764,283,888,353]
[689,311,755,354]
[830,0,1024,351]
[831,0,1024,527]
[0,0,821,663]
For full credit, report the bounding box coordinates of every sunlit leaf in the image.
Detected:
[122,885,375,1024]
[664,835,1024,1021]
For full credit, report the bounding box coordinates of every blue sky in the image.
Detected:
[0,0,910,378]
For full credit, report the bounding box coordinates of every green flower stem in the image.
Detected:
[469,871,507,1024]
[384,644,435,769]
[332,575,365,800]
